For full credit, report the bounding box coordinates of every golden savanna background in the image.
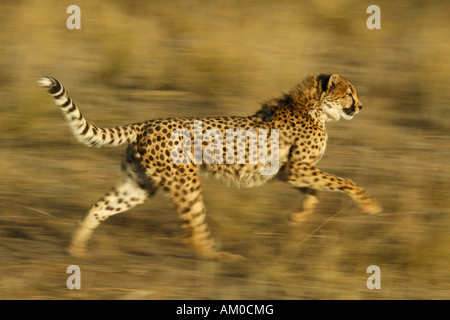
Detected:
[0,0,449,299]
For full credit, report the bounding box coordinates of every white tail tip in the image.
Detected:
[37,76,54,88]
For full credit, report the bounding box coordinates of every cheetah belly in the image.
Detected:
[198,164,276,188]
[197,144,290,188]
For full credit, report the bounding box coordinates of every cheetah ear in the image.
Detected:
[318,73,340,92]
[327,74,340,89]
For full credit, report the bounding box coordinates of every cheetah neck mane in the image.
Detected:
[255,75,326,121]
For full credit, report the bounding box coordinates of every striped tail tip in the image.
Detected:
[38,76,56,88]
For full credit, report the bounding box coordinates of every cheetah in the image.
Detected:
[38,73,381,261]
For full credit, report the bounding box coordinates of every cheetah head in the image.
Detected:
[319,74,363,121]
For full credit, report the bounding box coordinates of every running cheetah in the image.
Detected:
[38,73,381,261]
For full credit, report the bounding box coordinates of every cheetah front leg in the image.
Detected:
[162,170,244,262]
[288,187,319,224]
[285,163,382,220]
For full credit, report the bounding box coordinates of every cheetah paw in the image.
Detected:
[199,250,246,262]
[214,251,246,263]
[67,244,89,258]
[361,198,382,215]
[287,211,313,225]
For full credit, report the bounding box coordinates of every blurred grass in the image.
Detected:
[0,0,449,299]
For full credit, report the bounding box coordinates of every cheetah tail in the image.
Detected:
[38,76,138,148]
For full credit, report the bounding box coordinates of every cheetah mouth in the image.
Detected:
[343,105,356,116]
[341,105,358,120]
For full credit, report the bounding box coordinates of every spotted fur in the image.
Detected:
[39,73,381,261]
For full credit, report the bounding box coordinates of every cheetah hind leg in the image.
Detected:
[67,179,153,257]
[288,187,319,225]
